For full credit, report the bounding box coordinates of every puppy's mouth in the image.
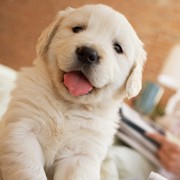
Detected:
[63,71,93,96]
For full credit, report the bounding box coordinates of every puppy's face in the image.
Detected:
[36,5,146,104]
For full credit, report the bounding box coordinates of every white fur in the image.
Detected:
[0,4,146,180]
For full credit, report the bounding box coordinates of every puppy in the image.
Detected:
[0,4,146,180]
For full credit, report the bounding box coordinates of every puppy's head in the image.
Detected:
[36,4,146,104]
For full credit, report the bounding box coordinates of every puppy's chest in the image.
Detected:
[63,108,101,131]
[43,105,117,149]
[43,107,117,166]
[49,107,113,139]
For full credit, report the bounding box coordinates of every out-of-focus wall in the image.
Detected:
[0,0,180,105]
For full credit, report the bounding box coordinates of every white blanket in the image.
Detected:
[0,65,16,119]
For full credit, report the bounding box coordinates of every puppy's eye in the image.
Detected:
[72,26,84,33]
[113,43,123,54]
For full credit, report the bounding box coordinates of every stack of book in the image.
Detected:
[116,104,165,167]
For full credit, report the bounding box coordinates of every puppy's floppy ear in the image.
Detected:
[126,46,147,99]
[36,18,60,57]
[36,7,74,57]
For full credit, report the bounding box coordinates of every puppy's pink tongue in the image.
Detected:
[64,71,93,96]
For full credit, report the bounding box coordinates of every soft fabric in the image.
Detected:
[101,146,157,180]
[0,65,16,119]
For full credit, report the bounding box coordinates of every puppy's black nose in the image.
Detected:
[76,46,99,64]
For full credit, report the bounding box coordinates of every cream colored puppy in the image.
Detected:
[0,4,146,180]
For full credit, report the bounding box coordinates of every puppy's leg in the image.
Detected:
[54,155,100,180]
[0,122,47,180]
[53,139,104,180]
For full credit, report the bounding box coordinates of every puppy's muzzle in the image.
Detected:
[76,46,99,65]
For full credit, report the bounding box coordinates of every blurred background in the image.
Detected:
[0,0,180,116]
